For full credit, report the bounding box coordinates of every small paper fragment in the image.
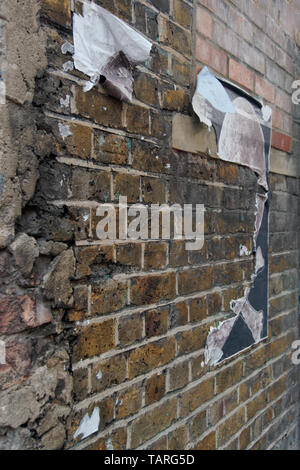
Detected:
[58,123,72,141]
[74,408,100,440]
[262,105,272,122]
[61,41,74,55]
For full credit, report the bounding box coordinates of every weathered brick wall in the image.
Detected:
[0,0,299,450]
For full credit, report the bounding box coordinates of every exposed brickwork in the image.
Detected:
[0,0,299,452]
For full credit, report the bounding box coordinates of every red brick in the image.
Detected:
[0,296,51,335]
[229,59,254,91]
[196,7,213,38]
[255,77,275,103]
[198,0,217,14]
[275,89,292,114]
[272,108,284,131]
[271,130,291,152]
[196,37,227,75]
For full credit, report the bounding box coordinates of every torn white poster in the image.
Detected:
[72,2,152,101]
[193,66,236,116]
[218,97,268,191]
[200,70,271,366]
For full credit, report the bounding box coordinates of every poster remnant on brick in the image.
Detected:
[193,67,271,365]
[71,2,152,102]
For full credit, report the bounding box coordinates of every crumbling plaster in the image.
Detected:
[0,0,47,248]
[0,0,74,450]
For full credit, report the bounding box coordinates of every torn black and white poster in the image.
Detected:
[193,67,272,366]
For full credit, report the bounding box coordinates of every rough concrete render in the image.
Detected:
[0,0,299,451]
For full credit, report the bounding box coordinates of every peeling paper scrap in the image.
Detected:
[255,246,265,273]
[60,95,70,108]
[240,245,251,256]
[74,407,100,440]
[254,193,268,243]
[205,318,236,366]
[63,61,74,72]
[192,66,236,127]
[61,41,74,55]
[58,123,72,141]
[193,67,236,114]
[192,94,213,128]
[262,105,272,122]
[73,2,152,101]
[218,97,268,191]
